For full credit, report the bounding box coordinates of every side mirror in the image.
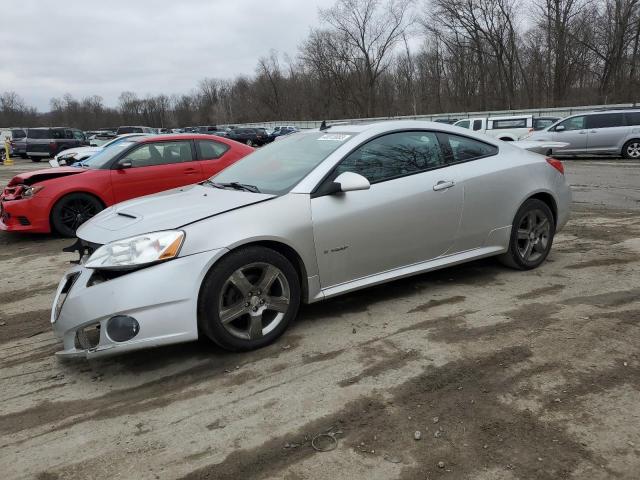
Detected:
[555,125,565,132]
[331,172,370,194]
[118,160,132,169]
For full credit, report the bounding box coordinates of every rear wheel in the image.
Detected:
[498,199,555,270]
[0,149,6,162]
[51,193,104,237]
[198,246,301,351]
[30,156,42,162]
[622,139,640,159]
[245,139,253,147]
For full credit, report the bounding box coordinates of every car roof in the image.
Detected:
[134,133,230,143]
[581,109,640,115]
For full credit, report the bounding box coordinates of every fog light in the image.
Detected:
[106,315,139,342]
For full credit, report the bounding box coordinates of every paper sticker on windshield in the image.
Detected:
[318,134,351,141]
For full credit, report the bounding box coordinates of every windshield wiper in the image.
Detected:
[202,180,260,193]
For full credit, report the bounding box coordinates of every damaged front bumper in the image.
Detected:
[51,247,227,358]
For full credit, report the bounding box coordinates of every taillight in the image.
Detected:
[49,141,57,151]
[546,157,564,175]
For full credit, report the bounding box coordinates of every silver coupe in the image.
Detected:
[51,121,571,357]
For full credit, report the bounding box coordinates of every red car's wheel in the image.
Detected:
[51,193,104,237]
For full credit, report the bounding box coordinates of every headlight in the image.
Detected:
[21,185,45,198]
[59,152,76,159]
[85,230,185,270]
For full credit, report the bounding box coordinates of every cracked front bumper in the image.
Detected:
[51,248,227,358]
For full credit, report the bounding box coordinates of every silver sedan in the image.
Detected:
[51,121,571,357]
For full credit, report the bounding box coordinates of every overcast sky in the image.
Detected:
[0,0,336,111]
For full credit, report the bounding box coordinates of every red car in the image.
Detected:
[0,134,253,237]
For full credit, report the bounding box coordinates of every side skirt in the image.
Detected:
[316,245,507,301]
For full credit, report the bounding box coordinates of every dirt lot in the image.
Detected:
[1,158,639,480]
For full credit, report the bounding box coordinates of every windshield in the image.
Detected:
[103,135,144,148]
[211,131,351,194]
[80,141,137,168]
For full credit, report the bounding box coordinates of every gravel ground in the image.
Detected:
[0,157,639,480]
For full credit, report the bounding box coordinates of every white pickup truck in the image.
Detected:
[453,115,535,141]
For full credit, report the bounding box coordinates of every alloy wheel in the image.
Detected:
[627,142,640,158]
[59,199,100,232]
[218,262,290,340]
[516,209,550,263]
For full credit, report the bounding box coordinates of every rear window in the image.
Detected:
[586,113,624,129]
[27,129,52,139]
[117,127,143,134]
[491,118,527,129]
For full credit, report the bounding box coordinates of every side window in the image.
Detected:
[334,131,445,184]
[587,113,624,129]
[557,116,585,131]
[119,141,193,168]
[196,140,229,160]
[50,129,65,139]
[73,130,85,141]
[491,118,527,129]
[456,120,470,129]
[472,120,483,131]
[440,133,498,163]
[625,112,640,126]
[64,129,74,139]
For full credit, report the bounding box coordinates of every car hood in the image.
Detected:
[55,146,102,158]
[77,184,276,244]
[7,166,86,186]
[53,147,103,160]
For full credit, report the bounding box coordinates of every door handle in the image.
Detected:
[589,130,597,133]
[183,168,197,173]
[433,180,455,191]
[578,130,587,134]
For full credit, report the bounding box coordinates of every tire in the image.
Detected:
[50,193,104,237]
[198,246,301,351]
[0,149,5,162]
[498,198,555,270]
[30,156,42,162]
[19,153,27,159]
[621,139,640,159]
[245,139,253,147]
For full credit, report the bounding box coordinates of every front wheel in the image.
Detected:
[30,156,42,162]
[622,139,640,159]
[498,199,555,270]
[51,193,104,237]
[198,246,301,351]
[0,149,6,162]
[245,139,253,147]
